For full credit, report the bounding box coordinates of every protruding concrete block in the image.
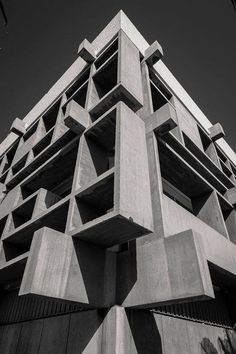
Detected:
[10,118,26,135]
[225,187,236,206]
[117,229,214,308]
[19,227,116,307]
[209,123,225,141]
[78,39,96,63]
[144,40,163,65]
[64,100,90,134]
[148,102,178,135]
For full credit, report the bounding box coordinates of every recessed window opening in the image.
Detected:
[3,241,30,261]
[95,38,118,69]
[66,68,90,99]
[149,69,172,112]
[5,140,19,166]
[92,55,117,100]
[11,196,36,229]
[162,178,193,212]
[0,216,7,239]
[215,146,227,163]
[22,144,78,199]
[23,122,38,142]
[42,100,61,131]
[75,175,114,224]
[33,130,53,157]
[70,82,88,108]
[197,126,211,151]
[12,154,28,176]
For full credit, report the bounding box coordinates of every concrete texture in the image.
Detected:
[78,39,97,63]
[0,9,236,354]
[64,99,90,134]
[10,118,26,136]
[209,122,225,141]
[144,40,164,66]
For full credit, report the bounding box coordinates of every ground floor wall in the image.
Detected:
[0,307,234,353]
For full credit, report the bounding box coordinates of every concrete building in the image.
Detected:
[0,10,235,353]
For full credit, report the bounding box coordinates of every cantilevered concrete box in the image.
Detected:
[66,102,153,246]
[0,9,236,354]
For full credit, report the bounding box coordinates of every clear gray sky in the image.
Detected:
[0,0,236,150]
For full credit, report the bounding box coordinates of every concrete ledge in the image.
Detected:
[209,123,225,141]
[147,102,177,135]
[10,118,26,136]
[64,100,90,134]
[78,39,96,63]
[144,40,163,66]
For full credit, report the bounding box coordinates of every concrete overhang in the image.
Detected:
[0,10,235,167]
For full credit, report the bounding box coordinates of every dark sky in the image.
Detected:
[0,0,236,150]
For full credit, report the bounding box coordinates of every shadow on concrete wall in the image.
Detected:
[201,329,236,354]
[116,240,138,304]
[127,310,163,354]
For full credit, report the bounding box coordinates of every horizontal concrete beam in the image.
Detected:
[143,40,163,66]
[64,100,90,134]
[10,118,26,136]
[147,102,177,135]
[78,39,97,63]
[209,123,225,141]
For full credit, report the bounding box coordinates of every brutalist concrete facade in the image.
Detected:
[0,10,236,353]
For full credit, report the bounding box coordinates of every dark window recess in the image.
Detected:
[5,140,20,167]
[3,241,29,261]
[10,196,36,229]
[42,99,61,131]
[198,126,212,151]
[23,122,38,142]
[92,55,118,100]
[162,178,193,212]
[215,145,227,164]
[75,175,114,224]
[12,154,28,176]
[22,144,78,199]
[95,37,118,69]
[70,82,88,108]
[0,216,7,239]
[84,108,116,175]
[33,130,53,157]
[66,68,90,99]
[149,69,172,112]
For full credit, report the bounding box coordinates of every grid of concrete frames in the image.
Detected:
[0,10,236,354]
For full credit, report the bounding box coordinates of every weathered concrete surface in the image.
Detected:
[19,227,116,307]
[146,102,178,135]
[117,230,214,308]
[172,96,204,151]
[118,30,143,107]
[0,11,235,167]
[144,40,163,66]
[0,308,235,354]
[115,102,153,232]
[209,122,225,141]
[163,194,236,276]
[64,99,90,134]
[78,39,97,63]
[10,118,26,136]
